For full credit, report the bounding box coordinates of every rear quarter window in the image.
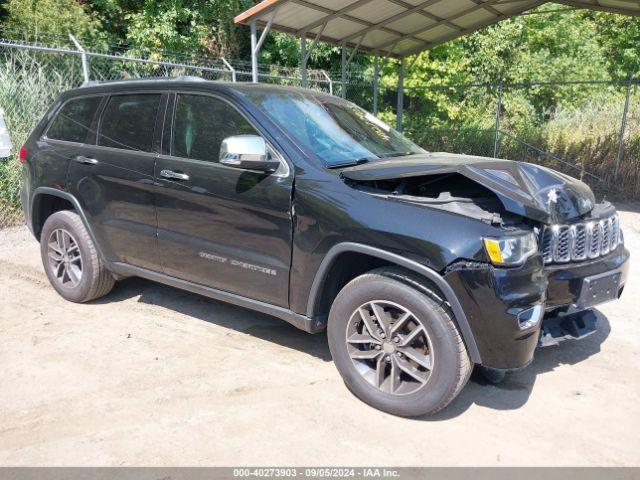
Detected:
[47,96,102,143]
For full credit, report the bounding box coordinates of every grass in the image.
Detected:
[405,91,640,200]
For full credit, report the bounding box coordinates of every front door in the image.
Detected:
[67,92,165,270]
[154,93,293,307]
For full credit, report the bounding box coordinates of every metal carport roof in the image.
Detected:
[235,0,640,130]
[235,0,640,59]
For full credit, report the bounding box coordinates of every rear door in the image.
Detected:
[154,92,293,307]
[67,92,167,270]
[39,94,103,205]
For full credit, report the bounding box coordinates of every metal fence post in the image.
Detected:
[614,71,634,181]
[221,57,236,82]
[320,70,333,95]
[373,54,379,115]
[300,35,307,88]
[341,46,347,99]
[396,57,404,132]
[493,79,503,158]
[68,34,90,84]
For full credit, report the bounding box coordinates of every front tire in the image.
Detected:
[328,267,472,417]
[40,210,115,303]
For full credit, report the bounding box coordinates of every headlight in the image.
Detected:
[483,232,538,266]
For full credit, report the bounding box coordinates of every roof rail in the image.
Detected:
[79,75,211,88]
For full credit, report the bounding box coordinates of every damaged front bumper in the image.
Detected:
[538,309,598,347]
[444,244,630,370]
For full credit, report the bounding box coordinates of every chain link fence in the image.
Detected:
[1,38,638,226]
[0,40,337,226]
[0,44,81,226]
[350,78,640,200]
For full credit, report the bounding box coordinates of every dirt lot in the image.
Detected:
[1,205,639,467]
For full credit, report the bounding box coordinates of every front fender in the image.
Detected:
[307,242,482,364]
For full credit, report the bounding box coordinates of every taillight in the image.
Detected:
[19,146,27,164]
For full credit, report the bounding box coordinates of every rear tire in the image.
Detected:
[327,267,472,417]
[40,210,115,303]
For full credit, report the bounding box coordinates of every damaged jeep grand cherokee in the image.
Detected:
[20,79,629,416]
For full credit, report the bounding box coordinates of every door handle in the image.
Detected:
[73,155,99,165]
[160,169,190,181]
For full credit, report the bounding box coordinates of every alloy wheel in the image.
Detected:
[346,300,434,395]
[47,228,83,288]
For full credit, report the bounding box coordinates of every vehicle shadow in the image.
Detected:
[94,276,333,362]
[429,309,611,421]
[95,277,612,416]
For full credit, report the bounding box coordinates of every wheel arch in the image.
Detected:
[30,188,106,262]
[307,242,482,364]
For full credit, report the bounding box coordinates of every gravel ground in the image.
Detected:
[0,204,639,466]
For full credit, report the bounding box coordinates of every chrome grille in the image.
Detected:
[572,224,587,261]
[540,214,620,264]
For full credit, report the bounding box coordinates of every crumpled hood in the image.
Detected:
[340,153,595,224]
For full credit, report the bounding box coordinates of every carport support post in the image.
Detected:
[373,54,379,115]
[341,46,347,99]
[396,57,404,132]
[251,21,258,83]
[249,12,277,84]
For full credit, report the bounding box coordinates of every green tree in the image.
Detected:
[0,0,9,23]
[259,31,370,78]
[87,0,254,59]
[587,11,640,79]
[463,9,606,82]
[2,0,103,41]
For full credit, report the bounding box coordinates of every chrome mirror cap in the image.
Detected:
[219,135,279,172]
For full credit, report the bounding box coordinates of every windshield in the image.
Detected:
[239,89,425,167]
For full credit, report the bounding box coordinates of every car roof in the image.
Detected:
[62,77,337,102]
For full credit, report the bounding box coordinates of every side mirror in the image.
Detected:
[219,135,280,173]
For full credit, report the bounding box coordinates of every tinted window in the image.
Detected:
[98,94,161,152]
[47,96,101,143]
[173,94,257,162]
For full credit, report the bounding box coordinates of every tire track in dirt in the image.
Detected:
[0,258,49,289]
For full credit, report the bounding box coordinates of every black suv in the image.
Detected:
[20,78,629,416]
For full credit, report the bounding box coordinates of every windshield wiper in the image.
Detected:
[326,157,373,169]
[380,151,413,158]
